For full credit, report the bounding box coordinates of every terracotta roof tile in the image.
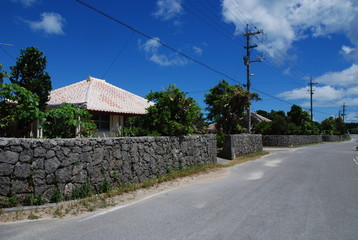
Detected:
[48,76,152,115]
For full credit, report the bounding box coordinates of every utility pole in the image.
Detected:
[243,24,263,133]
[308,76,317,121]
[342,102,346,122]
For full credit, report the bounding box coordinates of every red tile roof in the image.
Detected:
[48,76,152,115]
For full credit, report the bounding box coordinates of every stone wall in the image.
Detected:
[0,135,216,203]
[221,134,263,160]
[322,135,341,142]
[262,135,323,147]
[322,134,350,142]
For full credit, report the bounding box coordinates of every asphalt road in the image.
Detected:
[1,136,358,240]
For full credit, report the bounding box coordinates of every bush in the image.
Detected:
[43,103,96,138]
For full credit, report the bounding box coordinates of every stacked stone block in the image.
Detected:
[0,135,216,203]
[221,134,263,160]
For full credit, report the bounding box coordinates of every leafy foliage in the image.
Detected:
[0,64,8,84]
[255,110,288,135]
[320,117,347,135]
[10,47,52,111]
[255,105,344,135]
[0,83,43,136]
[43,103,96,138]
[205,80,260,134]
[128,85,204,136]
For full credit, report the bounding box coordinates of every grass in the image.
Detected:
[27,212,39,220]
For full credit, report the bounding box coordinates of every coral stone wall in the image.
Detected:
[221,134,263,160]
[262,135,323,147]
[0,135,216,203]
[322,134,350,142]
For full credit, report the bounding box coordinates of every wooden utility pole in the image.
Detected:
[243,24,263,133]
[308,76,317,121]
[342,102,346,122]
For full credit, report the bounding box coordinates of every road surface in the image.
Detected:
[1,135,358,240]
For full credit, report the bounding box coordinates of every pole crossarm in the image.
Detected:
[243,24,264,133]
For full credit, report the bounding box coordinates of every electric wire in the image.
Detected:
[75,0,241,84]
[75,0,333,118]
[102,30,135,78]
[0,46,16,61]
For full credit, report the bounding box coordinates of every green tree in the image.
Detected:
[205,80,259,134]
[0,64,7,84]
[254,107,320,135]
[43,103,97,138]
[0,83,43,136]
[255,110,288,135]
[320,116,347,135]
[287,105,318,135]
[10,47,52,111]
[134,84,204,136]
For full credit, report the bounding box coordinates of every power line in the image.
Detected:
[102,30,135,78]
[74,0,333,118]
[243,24,264,133]
[75,0,236,83]
[0,45,16,61]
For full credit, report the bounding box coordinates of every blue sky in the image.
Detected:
[1,0,358,122]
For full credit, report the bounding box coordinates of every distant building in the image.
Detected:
[206,112,271,133]
[48,76,152,137]
[251,112,272,123]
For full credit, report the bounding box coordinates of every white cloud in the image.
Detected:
[139,38,188,66]
[278,85,345,101]
[346,112,358,122]
[193,46,203,56]
[277,85,352,107]
[153,0,183,21]
[221,0,358,59]
[342,45,354,55]
[315,64,358,87]
[277,64,358,108]
[24,12,65,35]
[340,45,358,60]
[149,54,187,67]
[12,0,38,7]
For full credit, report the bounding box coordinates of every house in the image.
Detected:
[251,112,271,123]
[48,76,152,137]
[206,112,271,133]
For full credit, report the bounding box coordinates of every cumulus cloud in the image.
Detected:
[221,0,358,59]
[12,0,38,7]
[340,45,358,60]
[193,46,203,56]
[139,38,188,67]
[315,64,358,87]
[23,12,65,35]
[153,0,183,21]
[278,85,346,106]
[277,64,358,108]
[346,112,358,122]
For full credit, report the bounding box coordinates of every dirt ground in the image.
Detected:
[0,167,230,223]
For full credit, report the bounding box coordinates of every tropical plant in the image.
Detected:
[0,64,7,84]
[0,83,43,136]
[130,84,204,136]
[43,103,96,138]
[205,80,260,134]
[10,47,52,111]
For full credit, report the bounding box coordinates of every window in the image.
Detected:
[93,114,110,131]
